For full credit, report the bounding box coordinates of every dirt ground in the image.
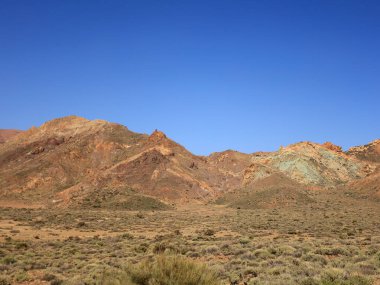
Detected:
[0,198,379,285]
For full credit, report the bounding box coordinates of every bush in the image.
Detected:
[0,276,11,285]
[315,247,348,256]
[321,274,371,285]
[100,254,220,285]
[15,242,28,250]
[204,229,215,236]
[153,242,170,254]
[301,275,372,285]
[2,256,16,265]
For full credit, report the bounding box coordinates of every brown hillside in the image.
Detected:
[217,173,315,209]
[347,139,380,163]
[0,116,242,207]
[0,116,378,208]
[343,168,380,201]
[0,129,22,144]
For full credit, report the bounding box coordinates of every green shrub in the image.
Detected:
[100,254,220,285]
[301,275,372,285]
[315,247,348,256]
[153,242,171,254]
[1,256,16,265]
[239,238,250,245]
[15,242,28,250]
[321,275,372,285]
[15,272,29,282]
[300,278,318,285]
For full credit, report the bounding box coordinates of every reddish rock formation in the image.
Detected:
[0,116,378,208]
[322,142,342,152]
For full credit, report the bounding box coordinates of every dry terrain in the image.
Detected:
[0,193,379,285]
[0,130,22,144]
[0,116,379,284]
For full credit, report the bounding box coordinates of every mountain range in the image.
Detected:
[0,116,379,209]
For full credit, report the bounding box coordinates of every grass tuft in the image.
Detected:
[100,254,220,285]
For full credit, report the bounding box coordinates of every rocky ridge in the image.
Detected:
[0,129,22,144]
[0,116,378,208]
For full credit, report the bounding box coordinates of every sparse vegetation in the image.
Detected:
[0,195,379,284]
[100,254,220,285]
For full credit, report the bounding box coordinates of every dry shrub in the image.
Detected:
[100,254,220,285]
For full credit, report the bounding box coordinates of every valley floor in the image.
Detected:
[0,195,379,285]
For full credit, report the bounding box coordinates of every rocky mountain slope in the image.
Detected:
[0,116,378,208]
[347,139,380,163]
[0,129,22,144]
[243,142,374,188]
[343,139,380,201]
[0,116,244,207]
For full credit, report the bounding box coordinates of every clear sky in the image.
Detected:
[0,0,379,155]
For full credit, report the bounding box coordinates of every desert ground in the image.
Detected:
[0,192,379,285]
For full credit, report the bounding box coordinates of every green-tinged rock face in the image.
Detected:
[245,142,373,187]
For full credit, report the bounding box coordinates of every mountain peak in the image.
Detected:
[148,129,167,142]
[347,138,380,162]
[321,142,343,152]
[40,115,89,130]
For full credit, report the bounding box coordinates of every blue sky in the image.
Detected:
[0,0,379,155]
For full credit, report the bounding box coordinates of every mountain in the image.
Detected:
[216,172,315,209]
[0,116,242,207]
[343,140,380,201]
[0,116,378,208]
[347,139,380,163]
[218,141,377,209]
[0,129,22,144]
[243,141,374,188]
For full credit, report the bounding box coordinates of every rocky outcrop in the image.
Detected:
[347,139,380,163]
[322,142,342,153]
[148,130,167,142]
[243,142,374,187]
